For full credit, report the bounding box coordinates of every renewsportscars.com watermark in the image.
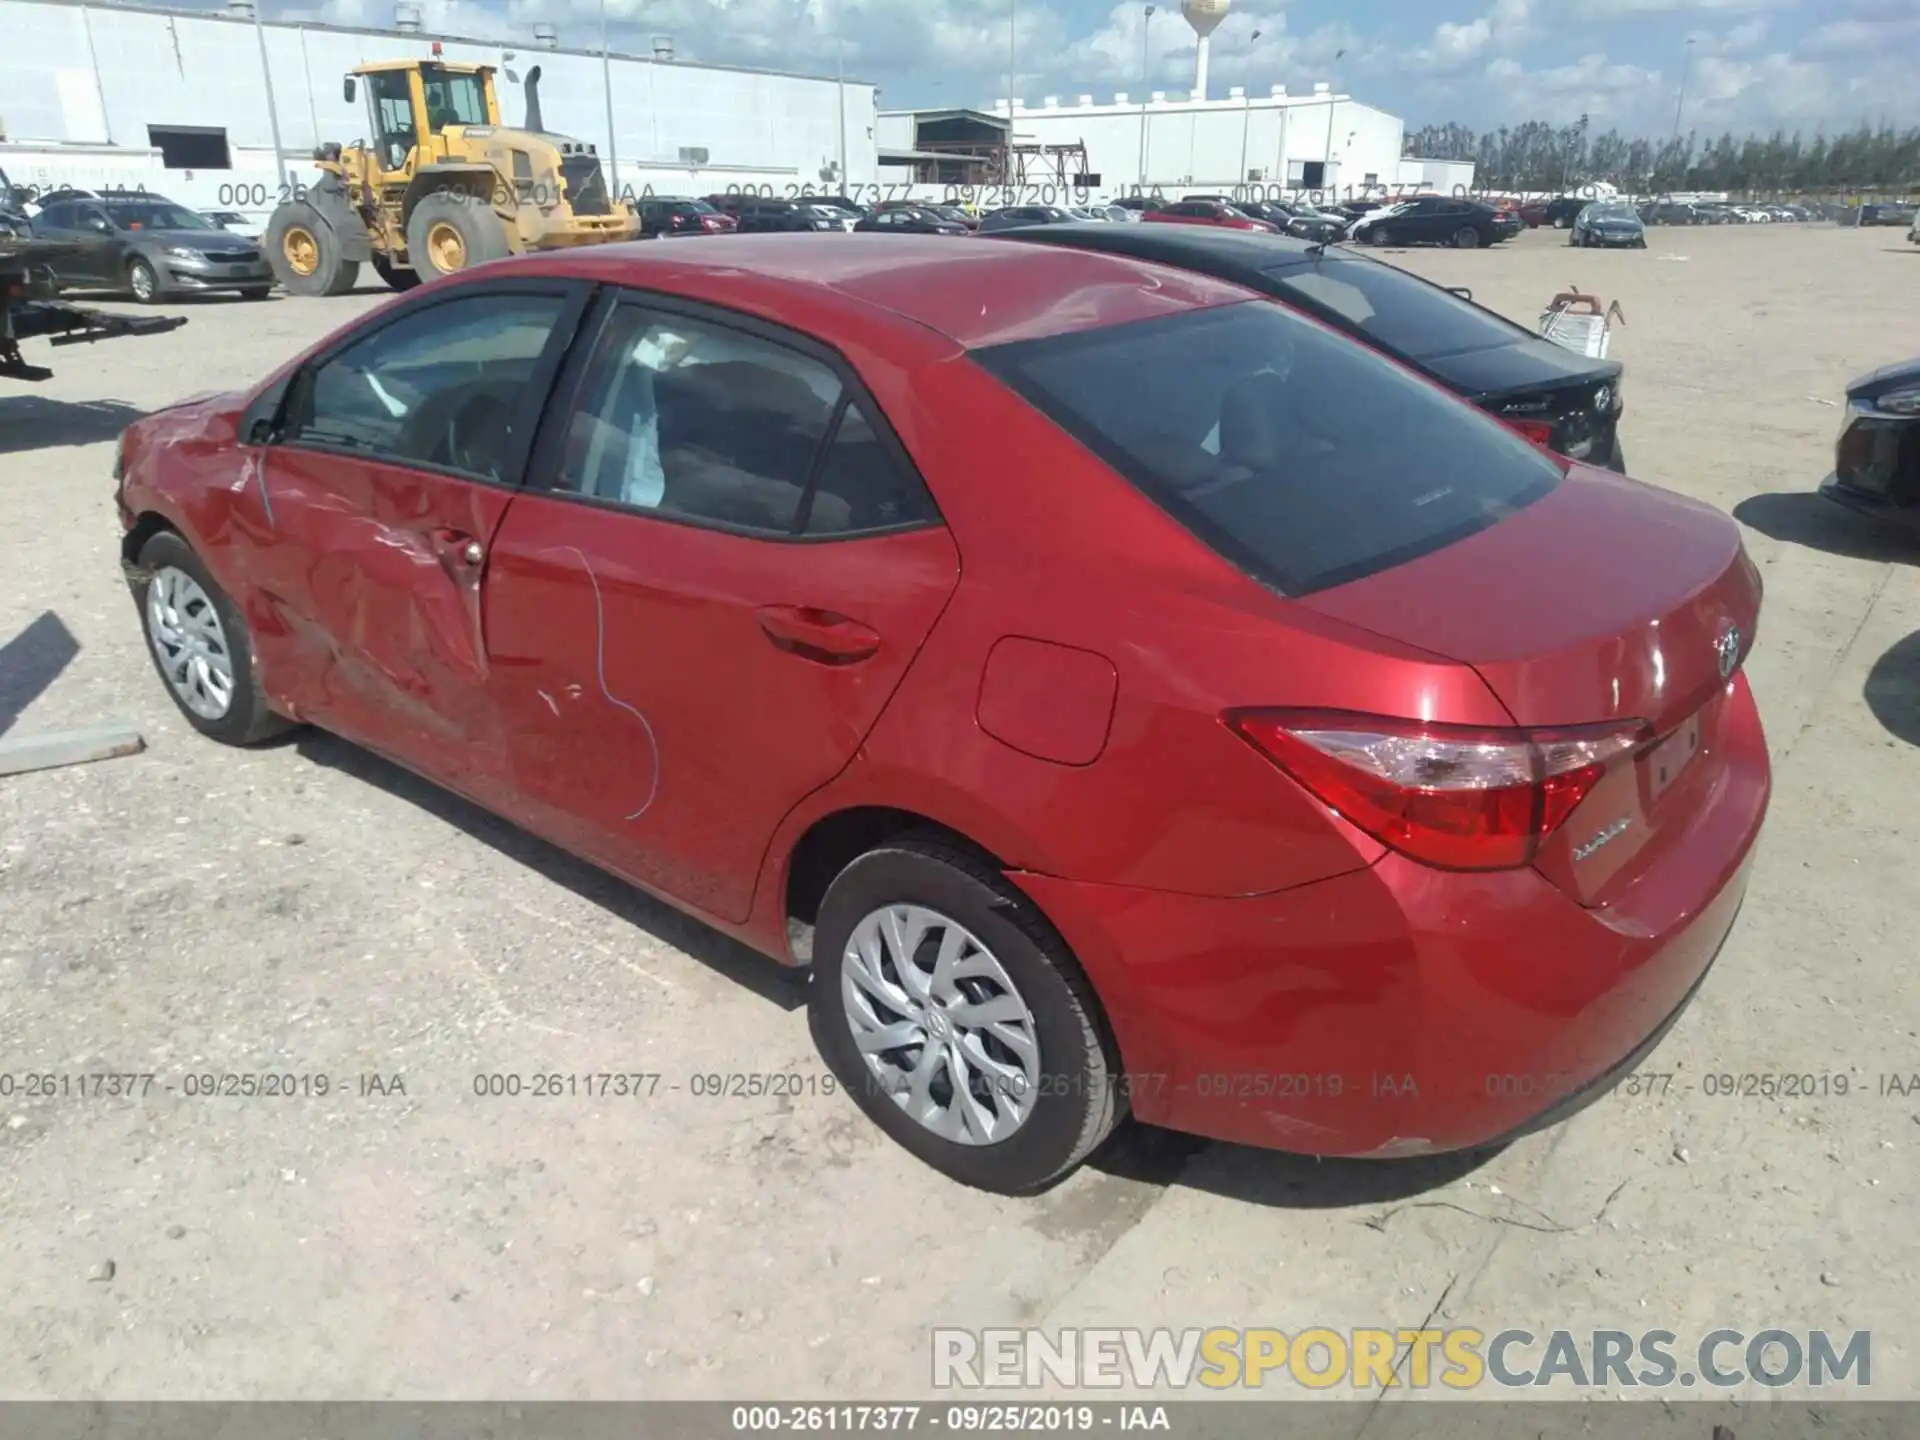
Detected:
[932,1328,1872,1391]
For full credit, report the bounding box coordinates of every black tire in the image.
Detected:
[372,255,421,292]
[405,193,511,281]
[1569,230,1582,246]
[130,530,293,747]
[1366,227,1393,247]
[265,201,359,296]
[1607,436,1627,473]
[126,256,163,304]
[1452,225,1481,249]
[1554,215,1569,229]
[808,836,1123,1195]
[238,285,273,300]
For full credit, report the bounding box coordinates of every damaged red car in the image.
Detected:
[116,234,1771,1194]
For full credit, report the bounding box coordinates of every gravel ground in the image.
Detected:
[1,222,1916,1408]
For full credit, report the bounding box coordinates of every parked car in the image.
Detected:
[704,196,850,233]
[853,206,968,236]
[1530,196,1592,230]
[1641,201,1702,226]
[29,194,273,302]
[638,196,738,237]
[201,210,265,241]
[1350,196,1520,248]
[1268,199,1347,243]
[1857,203,1918,228]
[1821,358,1920,532]
[115,233,1768,1192]
[977,204,1077,233]
[804,195,871,223]
[1141,199,1280,233]
[1910,209,1920,246]
[990,222,1629,469]
[1571,201,1648,249]
[1110,195,1166,215]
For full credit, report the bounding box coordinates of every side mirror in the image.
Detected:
[342,75,357,103]
[246,417,278,446]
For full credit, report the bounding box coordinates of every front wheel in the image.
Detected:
[127,257,162,303]
[1452,226,1481,249]
[372,255,421,292]
[405,193,511,281]
[808,837,1123,1195]
[1366,227,1393,247]
[131,530,293,746]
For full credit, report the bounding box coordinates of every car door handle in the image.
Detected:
[756,606,881,665]
[429,528,485,569]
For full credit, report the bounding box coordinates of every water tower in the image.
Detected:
[1182,0,1229,101]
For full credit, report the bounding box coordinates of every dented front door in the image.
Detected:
[241,283,586,798]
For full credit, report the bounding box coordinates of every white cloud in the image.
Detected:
[1573,0,1792,16]
[1406,0,1534,70]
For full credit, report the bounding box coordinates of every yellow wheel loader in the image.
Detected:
[266,60,639,296]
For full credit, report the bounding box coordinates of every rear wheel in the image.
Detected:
[1367,227,1393,247]
[126,257,162,303]
[1452,225,1481,249]
[405,193,511,281]
[266,202,359,296]
[131,530,293,746]
[808,836,1123,1195]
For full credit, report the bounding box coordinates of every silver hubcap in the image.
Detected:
[131,265,153,299]
[841,904,1042,1145]
[145,566,235,720]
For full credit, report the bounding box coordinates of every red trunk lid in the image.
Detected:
[1299,466,1763,905]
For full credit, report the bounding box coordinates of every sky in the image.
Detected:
[281,0,1920,139]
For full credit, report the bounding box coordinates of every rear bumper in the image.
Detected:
[1013,678,1769,1157]
[530,218,642,249]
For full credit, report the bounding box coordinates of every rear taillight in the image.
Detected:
[1225,709,1648,871]
[1506,417,1556,447]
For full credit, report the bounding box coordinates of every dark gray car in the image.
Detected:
[29,195,274,302]
[1571,201,1647,249]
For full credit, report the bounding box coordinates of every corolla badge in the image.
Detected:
[1714,621,1742,680]
[1572,816,1632,862]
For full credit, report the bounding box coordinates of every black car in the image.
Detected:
[1571,201,1648,248]
[987,223,1627,469]
[1271,200,1347,243]
[806,194,871,222]
[638,196,738,237]
[1350,195,1522,248]
[1821,358,1920,529]
[1641,201,1702,226]
[1538,196,1591,229]
[29,194,273,302]
[977,205,1077,233]
[1110,195,1166,214]
[852,206,968,236]
[703,196,850,233]
[1856,203,1917,228]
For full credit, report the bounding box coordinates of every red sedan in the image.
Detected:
[1141,198,1282,232]
[117,235,1768,1194]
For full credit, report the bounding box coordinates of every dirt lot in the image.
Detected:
[2,223,1917,1406]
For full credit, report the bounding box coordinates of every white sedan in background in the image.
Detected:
[201,210,265,240]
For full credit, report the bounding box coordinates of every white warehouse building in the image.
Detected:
[0,0,881,219]
[879,88,1471,205]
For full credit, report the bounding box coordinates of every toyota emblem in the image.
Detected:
[1714,622,1742,680]
[1594,386,1611,412]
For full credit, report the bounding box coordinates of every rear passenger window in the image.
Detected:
[803,401,939,535]
[554,304,841,534]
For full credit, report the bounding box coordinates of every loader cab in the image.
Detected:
[344,63,498,173]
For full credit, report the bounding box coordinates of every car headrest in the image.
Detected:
[1216,371,1295,469]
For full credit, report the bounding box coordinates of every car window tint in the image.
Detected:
[974,301,1560,596]
[556,304,842,535]
[803,400,940,536]
[288,293,565,481]
[1267,256,1530,360]
[38,203,72,228]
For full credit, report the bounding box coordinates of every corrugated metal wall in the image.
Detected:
[0,0,879,197]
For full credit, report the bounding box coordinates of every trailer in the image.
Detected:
[2,237,186,383]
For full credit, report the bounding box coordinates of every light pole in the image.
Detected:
[250,0,290,193]
[835,0,847,195]
[1137,4,1154,191]
[600,0,620,201]
[1318,49,1344,200]
[1671,36,1696,141]
[1236,27,1260,191]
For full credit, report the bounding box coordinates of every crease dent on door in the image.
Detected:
[544,542,662,822]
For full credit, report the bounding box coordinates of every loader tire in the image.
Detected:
[406,193,512,281]
[266,202,360,297]
[372,255,421,292]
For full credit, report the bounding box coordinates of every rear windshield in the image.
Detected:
[974,301,1561,595]
[1265,255,1530,361]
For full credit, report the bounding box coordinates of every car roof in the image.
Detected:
[492,233,1258,350]
[979,220,1328,273]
